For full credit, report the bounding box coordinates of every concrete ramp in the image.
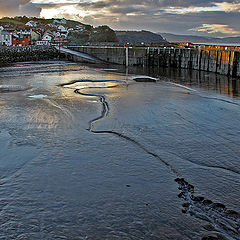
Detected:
[58,47,100,63]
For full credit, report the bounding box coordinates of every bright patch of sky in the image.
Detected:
[163,2,240,14]
[40,5,88,19]
[190,24,240,35]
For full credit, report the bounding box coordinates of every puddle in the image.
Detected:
[28,94,48,99]
[0,85,29,93]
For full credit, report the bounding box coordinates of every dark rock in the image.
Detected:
[212,203,226,209]
[181,208,187,213]
[191,196,204,202]
[225,209,239,216]
[203,199,213,205]
[182,202,190,208]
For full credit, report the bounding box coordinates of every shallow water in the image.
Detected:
[0,61,240,239]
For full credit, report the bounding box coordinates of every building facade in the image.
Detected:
[12,32,32,46]
[1,31,12,46]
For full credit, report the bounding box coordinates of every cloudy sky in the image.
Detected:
[0,0,240,37]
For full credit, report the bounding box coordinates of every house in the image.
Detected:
[56,30,68,39]
[25,21,37,27]
[53,19,67,25]
[12,31,32,46]
[1,31,12,46]
[47,23,57,29]
[0,26,3,45]
[31,30,41,41]
[53,19,61,25]
[42,31,55,43]
[57,25,67,33]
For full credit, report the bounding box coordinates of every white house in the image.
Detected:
[42,34,53,42]
[53,19,61,25]
[47,23,57,28]
[42,31,54,43]
[53,19,67,25]
[56,31,68,39]
[57,25,67,33]
[1,31,12,46]
[25,21,37,27]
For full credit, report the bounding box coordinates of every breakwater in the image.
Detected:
[0,46,59,65]
[68,46,240,77]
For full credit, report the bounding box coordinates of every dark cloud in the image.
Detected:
[77,0,240,36]
[20,2,41,17]
[74,0,237,9]
[1,0,240,37]
[0,0,40,17]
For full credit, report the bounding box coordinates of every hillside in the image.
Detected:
[0,16,88,28]
[0,18,24,25]
[116,30,167,43]
[0,16,118,43]
[68,25,118,43]
[160,33,240,44]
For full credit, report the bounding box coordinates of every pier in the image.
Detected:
[67,45,240,77]
[0,44,239,78]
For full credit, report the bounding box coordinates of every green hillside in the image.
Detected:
[0,18,24,25]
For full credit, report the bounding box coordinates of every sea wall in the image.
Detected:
[148,48,240,77]
[69,46,147,65]
[68,46,240,77]
[0,46,59,65]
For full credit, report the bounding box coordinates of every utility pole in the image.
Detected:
[125,44,129,67]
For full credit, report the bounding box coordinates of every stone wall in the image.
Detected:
[69,46,240,77]
[0,46,59,65]
[69,46,148,65]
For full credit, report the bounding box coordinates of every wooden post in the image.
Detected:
[215,51,219,73]
[198,49,202,70]
[228,51,232,76]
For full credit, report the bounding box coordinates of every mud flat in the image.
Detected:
[0,61,239,239]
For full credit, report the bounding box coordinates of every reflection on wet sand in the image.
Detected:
[126,65,240,98]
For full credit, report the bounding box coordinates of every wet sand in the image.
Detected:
[0,61,239,239]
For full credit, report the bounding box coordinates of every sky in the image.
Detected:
[0,0,240,37]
